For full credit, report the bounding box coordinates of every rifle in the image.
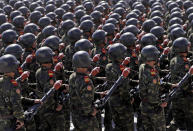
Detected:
[24,80,62,121]
[94,68,130,109]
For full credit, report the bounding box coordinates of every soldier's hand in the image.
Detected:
[90,67,100,77]
[115,33,120,39]
[54,62,63,72]
[34,99,42,104]
[122,68,130,78]
[53,80,63,90]
[25,54,33,63]
[16,120,24,130]
[130,98,134,104]
[59,43,65,51]
[92,108,98,116]
[122,57,130,66]
[162,39,169,47]
[56,104,63,111]
[160,102,167,108]
[189,65,193,74]
[21,71,30,81]
[58,53,65,60]
[136,44,141,52]
[163,47,170,55]
[171,84,178,89]
[93,54,100,62]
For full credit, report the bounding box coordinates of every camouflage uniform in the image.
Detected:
[105,62,134,131]
[36,66,65,131]
[139,63,166,131]
[170,54,193,130]
[69,72,99,131]
[0,75,25,131]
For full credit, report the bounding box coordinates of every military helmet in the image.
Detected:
[42,25,57,38]
[29,11,42,23]
[0,13,7,25]
[122,25,140,36]
[126,18,139,27]
[102,23,116,36]
[19,33,36,48]
[126,12,139,20]
[84,2,94,12]
[0,54,20,73]
[108,43,127,62]
[42,35,61,51]
[90,10,102,22]
[35,47,55,64]
[105,18,119,26]
[92,30,107,45]
[12,15,26,28]
[18,6,30,17]
[80,15,93,23]
[60,4,70,12]
[109,13,121,21]
[35,6,46,14]
[142,19,157,33]
[62,12,75,21]
[46,12,57,22]
[75,39,93,52]
[4,44,23,60]
[58,20,75,36]
[151,16,163,26]
[38,16,52,29]
[45,4,56,13]
[3,5,13,16]
[120,32,137,47]
[67,27,82,43]
[10,10,22,20]
[54,8,65,19]
[150,26,165,40]
[0,23,15,34]
[29,2,40,12]
[170,27,185,41]
[72,51,91,68]
[141,45,160,61]
[172,37,189,53]
[80,20,94,32]
[141,33,158,47]
[2,29,18,44]
[169,17,183,26]
[24,23,40,34]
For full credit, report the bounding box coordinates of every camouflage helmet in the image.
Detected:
[141,45,160,62]
[108,43,127,62]
[75,39,93,52]
[120,32,137,47]
[4,44,23,60]
[42,35,61,51]
[0,54,20,73]
[172,37,189,53]
[35,47,55,64]
[2,29,18,44]
[72,51,91,68]
[19,33,36,48]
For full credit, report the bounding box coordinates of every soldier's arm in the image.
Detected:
[10,88,24,122]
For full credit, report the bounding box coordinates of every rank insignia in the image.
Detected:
[84,76,90,83]
[11,79,18,86]
[48,70,54,78]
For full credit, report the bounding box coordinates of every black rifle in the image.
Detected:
[94,68,130,109]
[24,80,62,121]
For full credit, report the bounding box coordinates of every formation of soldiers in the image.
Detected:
[1,0,193,130]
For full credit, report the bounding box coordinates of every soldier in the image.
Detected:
[69,51,99,131]
[105,43,134,131]
[169,37,192,130]
[139,45,167,131]
[35,47,65,131]
[0,54,25,131]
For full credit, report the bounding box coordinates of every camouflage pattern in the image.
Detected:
[105,62,134,131]
[139,64,166,131]
[69,72,99,131]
